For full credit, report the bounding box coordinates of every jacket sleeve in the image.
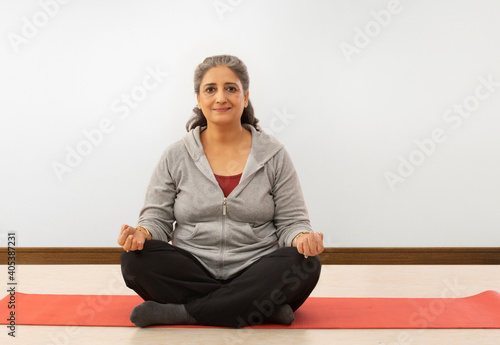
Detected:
[272,147,313,247]
[137,149,176,242]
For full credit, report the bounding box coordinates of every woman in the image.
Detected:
[118,55,324,328]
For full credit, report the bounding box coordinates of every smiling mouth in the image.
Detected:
[214,107,231,112]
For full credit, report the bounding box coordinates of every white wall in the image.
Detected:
[1,0,499,247]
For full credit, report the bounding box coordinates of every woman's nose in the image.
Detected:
[215,89,227,103]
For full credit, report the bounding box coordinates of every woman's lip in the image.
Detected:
[214,107,231,112]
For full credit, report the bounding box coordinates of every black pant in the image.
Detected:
[121,240,321,327]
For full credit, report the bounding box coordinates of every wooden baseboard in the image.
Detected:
[1,247,499,265]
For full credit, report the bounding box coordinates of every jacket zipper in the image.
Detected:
[219,197,227,278]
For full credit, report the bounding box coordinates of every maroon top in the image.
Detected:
[214,173,242,197]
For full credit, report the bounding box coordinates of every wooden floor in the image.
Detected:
[1,265,499,345]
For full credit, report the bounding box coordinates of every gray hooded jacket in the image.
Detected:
[137,124,313,279]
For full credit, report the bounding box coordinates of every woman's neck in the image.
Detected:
[201,123,249,148]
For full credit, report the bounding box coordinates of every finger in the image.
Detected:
[303,234,316,256]
[315,233,324,254]
[302,237,311,257]
[117,229,127,246]
[117,227,131,246]
[130,238,138,251]
[123,234,133,252]
[123,235,131,251]
[132,238,142,251]
[136,231,147,251]
[296,238,304,255]
[138,239,144,251]
[309,233,322,255]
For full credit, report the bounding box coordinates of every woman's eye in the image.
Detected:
[205,87,216,93]
[226,86,237,92]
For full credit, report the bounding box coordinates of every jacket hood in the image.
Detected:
[181,124,285,183]
[182,124,284,165]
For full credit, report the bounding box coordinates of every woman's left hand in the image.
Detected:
[294,232,324,257]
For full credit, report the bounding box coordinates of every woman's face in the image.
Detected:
[197,65,249,128]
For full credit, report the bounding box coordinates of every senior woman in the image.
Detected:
[118,55,324,328]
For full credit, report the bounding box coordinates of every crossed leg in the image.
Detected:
[121,240,321,328]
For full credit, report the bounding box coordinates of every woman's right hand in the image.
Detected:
[117,224,146,252]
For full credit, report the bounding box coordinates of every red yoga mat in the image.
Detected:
[1,291,500,329]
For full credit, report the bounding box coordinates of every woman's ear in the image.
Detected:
[244,91,249,107]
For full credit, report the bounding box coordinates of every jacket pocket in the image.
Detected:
[173,224,198,241]
[251,221,277,241]
[228,222,276,246]
[174,222,220,248]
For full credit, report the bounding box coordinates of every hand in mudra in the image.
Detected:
[117,224,147,252]
[294,232,324,257]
